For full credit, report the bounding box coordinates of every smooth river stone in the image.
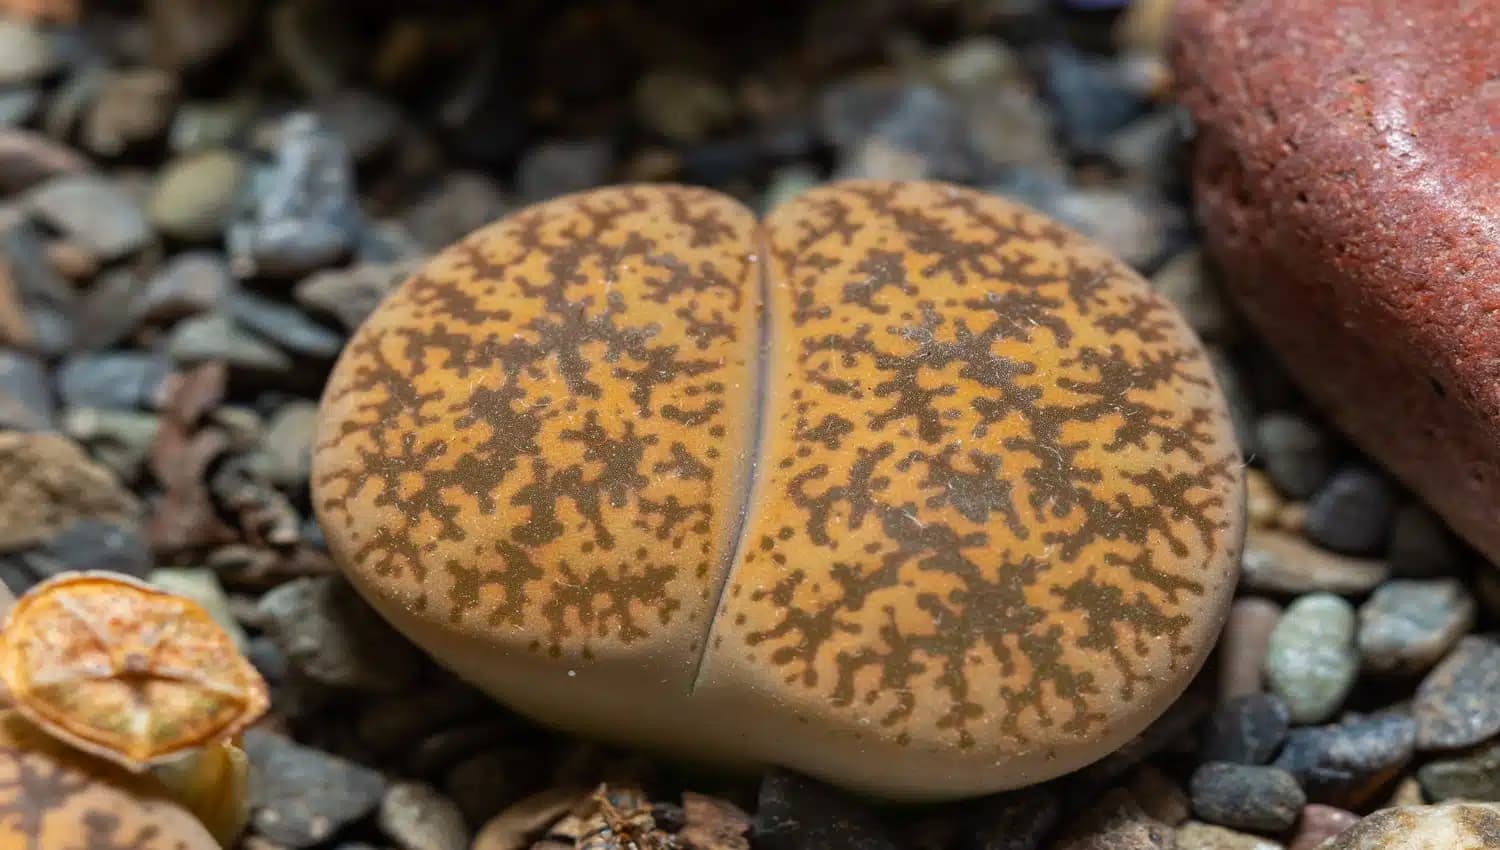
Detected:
[1172,0,1500,564]
[312,181,1245,800]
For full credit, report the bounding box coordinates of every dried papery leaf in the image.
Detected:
[0,571,269,771]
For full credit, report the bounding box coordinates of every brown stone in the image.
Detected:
[0,432,141,552]
[1218,596,1282,702]
[1288,804,1360,850]
[1173,0,1500,565]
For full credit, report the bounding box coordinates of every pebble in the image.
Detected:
[0,432,140,552]
[244,727,387,848]
[634,69,735,144]
[402,171,509,252]
[1041,44,1147,151]
[1357,579,1475,675]
[256,575,422,693]
[379,781,471,850]
[1174,822,1280,850]
[1189,763,1304,833]
[959,784,1061,850]
[1265,592,1360,724]
[444,748,538,826]
[150,566,246,645]
[60,407,160,481]
[1387,503,1461,578]
[82,68,178,157]
[147,0,254,71]
[227,292,343,359]
[294,259,418,332]
[167,312,293,372]
[356,686,490,757]
[407,722,513,779]
[0,21,56,85]
[1200,694,1290,765]
[0,88,40,126]
[148,149,247,241]
[170,96,257,153]
[0,127,88,194]
[0,350,53,430]
[1240,528,1390,596]
[313,89,401,162]
[1287,805,1359,850]
[228,112,362,277]
[27,174,152,261]
[1219,596,1283,701]
[1244,470,1283,528]
[136,251,234,322]
[1048,185,1174,270]
[1321,802,1500,849]
[1255,413,1332,499]
[1052,789,1172,850]
[1273,714,1416,808]
[1303,467,1397,556]
[0,217,75,355]
[1129,765,1191,828]
[1415,740,1500,802]
[1151,249,1236,343]
[261,401,319,489]
[57,352,171,410]
[754,770,900,850]
[517,138,614,202]
[15,518,151,584]
[1412,635,1500,750]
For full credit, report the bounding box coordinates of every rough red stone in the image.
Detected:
[1172,1,1500,561]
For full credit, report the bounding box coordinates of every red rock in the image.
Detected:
[1172,1,1500,562]
[1288,804,1360,850]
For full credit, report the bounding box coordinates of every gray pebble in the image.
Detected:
[148,149,246,241]
[0,350,53,431]
[61,407,159,481]
[1048,185,1177,271]
[295,259,419,332]
[0,218,74,355]
[517,138,614,202]
[136,251,234,322]
[1388,503,1462,578]
[356,686,490,757]
[755,769,902,850]
[1417,740,1500,802]
[27,174,151,261]
[1273,714,1415,807]
[1413,635,1500,750]
[228,112,362,277]
[1304,467,1397,556]
[245,727,387,848]
[1188,763,1305,833]
[1200,694,1290,766]
[167,312,293,372]
[443,748,539,825]
[82,68,178,157]
[0,21,56,85]
[14,518,151,583]
[1358,579,1475,675]
[257,575,421,693]
[402,171,509,252]
[1150,250,1236,343]
[262,400,319,488]
[958,784,1061,850]
[227,291,342,358]
[1206,348,1257,457]
[314,89,402,162]
[379,781,470,850]
[1265,593,1359,724]
[57,352,171,410]
[170,96,257,153]
[0,88,40,126]
[1254,413,1332,499]
[1041,44,1147,151]
[1240,528,1390,597]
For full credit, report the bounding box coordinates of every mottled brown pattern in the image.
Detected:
[313,181,1243,798]
[0,711,216,850]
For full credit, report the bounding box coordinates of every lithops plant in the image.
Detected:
[313,180,1245,800]
[0,710,220,850]
[0,572,268,772]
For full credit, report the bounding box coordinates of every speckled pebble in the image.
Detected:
[378,781,470,850]
[1273,715,1415,808]
[1053,789,1173,850]
[1416,740,1500,802]
[1321,802,1500,850]
[1303,467,1397,556]
[1358,579,1475,675]
[1189,762,1305,833]
[1265,593,1359,724]
[1174,821,1281,850]
[1201,694,1290,766]
[1241,528,1389,597]
[256,575,422,693]
[245,727,387,848]
[1413,636,1500,750]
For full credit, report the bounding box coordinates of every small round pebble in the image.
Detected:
[1321,802,1500,850]
[1265,593,1359,724]
[1201,694,1290,765]
[1241,528,1389,596]
[148,149,246,241]
[1273,714,1416,808]
[1387,503,1461,578]
[1255,412,1332,499]
[1416,740,1500,802]
[1412,635,1500,750]
[256,576,421,693]
[0,21,56,86]
[1303,466,1397,556]
[1287,804,1359,850]
[379,781,471,850]
[1357,579,1475,675]
[1219,596,1283,702]
[1189,762,1305,833]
